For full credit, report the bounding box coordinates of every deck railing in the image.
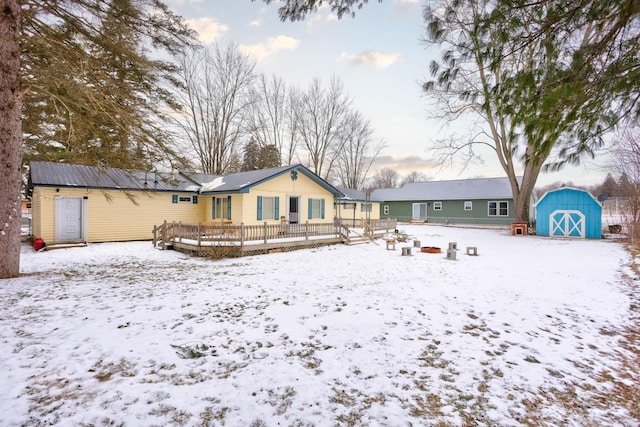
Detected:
[153,218,397,250]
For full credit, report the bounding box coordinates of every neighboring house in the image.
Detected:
[372,176,535,225]
[335,187,380,226]
[29,162,341,246]
[535,187,602,239]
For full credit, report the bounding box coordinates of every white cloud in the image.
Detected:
[306,5,338,30]
[185,17,229,44]
[249,18,263,27]
[240,36,300,62]
[340,51,403,69]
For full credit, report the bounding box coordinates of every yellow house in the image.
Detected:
[335,187,380,226]
[29,162,342,246]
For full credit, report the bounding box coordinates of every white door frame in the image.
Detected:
[288,195,300,224]
[55,196,88,242]
[412,203,427,221]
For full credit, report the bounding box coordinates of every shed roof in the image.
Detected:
[535,187,602,207]
[371,176,519,201]
[29,161,198,192]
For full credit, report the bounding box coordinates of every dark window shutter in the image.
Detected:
[257,196,263,221]
[172,195,178,204]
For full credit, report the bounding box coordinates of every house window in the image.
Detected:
[433,202,443,211]
[257,196,279,220]
[173,195,197,204]
[361,203,372,212]
[464,201,473,211]
[308,198,325,219]
[383,205,390,215]
[212,196,231,220]
[341,202,355,210]
[488,201,509,216]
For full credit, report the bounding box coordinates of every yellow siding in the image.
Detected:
[202,194,243,222]
[33,187,206,244]
[236,172,335,225]
[336,201,381,221]
[31,188,47,240]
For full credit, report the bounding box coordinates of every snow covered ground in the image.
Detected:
[1,224,638,426]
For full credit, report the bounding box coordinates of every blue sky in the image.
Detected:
[165,0,607,187]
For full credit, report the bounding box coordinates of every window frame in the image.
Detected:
[212,196,230,220]
[308,198,325,219]
[464,201,473,211]
[383,205,390,215]
[433,201,443,211]
[488,201,509,217]
[257,196,279,221]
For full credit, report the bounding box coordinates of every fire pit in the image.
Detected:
[421,246,441,254]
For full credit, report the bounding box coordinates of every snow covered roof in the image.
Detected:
[29,161,198,192]
[335,187,376,202]
[371,176,519,201]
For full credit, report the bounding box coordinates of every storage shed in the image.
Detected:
[535,187,602,239]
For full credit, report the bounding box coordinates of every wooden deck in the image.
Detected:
[152,219,397,257]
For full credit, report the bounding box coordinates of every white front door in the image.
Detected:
[412,203,427,221]
[288,196,299,224]
[550,210,585,238]
[55,197,84,241]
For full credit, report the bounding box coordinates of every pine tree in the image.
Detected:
[0,0,195,278]
[21,0,195,169]
[257,144,281,169]
[242,139,261,171]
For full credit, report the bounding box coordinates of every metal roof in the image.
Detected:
[29,162,343,196]
[195,164,343,196]
[336,187,376,202]
[371,176,519,201]
[29,161,199,192]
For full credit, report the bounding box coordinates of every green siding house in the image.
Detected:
[371,177,535,225]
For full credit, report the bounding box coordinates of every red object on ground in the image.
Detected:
[33,238,45,251]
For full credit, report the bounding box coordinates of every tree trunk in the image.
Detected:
[0,0,23,278]
[512,166,542,224]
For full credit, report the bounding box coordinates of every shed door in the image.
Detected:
[550,210,585,238]
[55,197,84,241]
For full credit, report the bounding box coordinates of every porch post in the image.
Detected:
[264,222,268,244]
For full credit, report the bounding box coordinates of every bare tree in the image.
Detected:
[400,171,430,186]
[367,167,401,191]
[175,43,256,174]
[246,74,290,166]
[295,76,351,179]
[334,110,384,189]
[609,129,640,223]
